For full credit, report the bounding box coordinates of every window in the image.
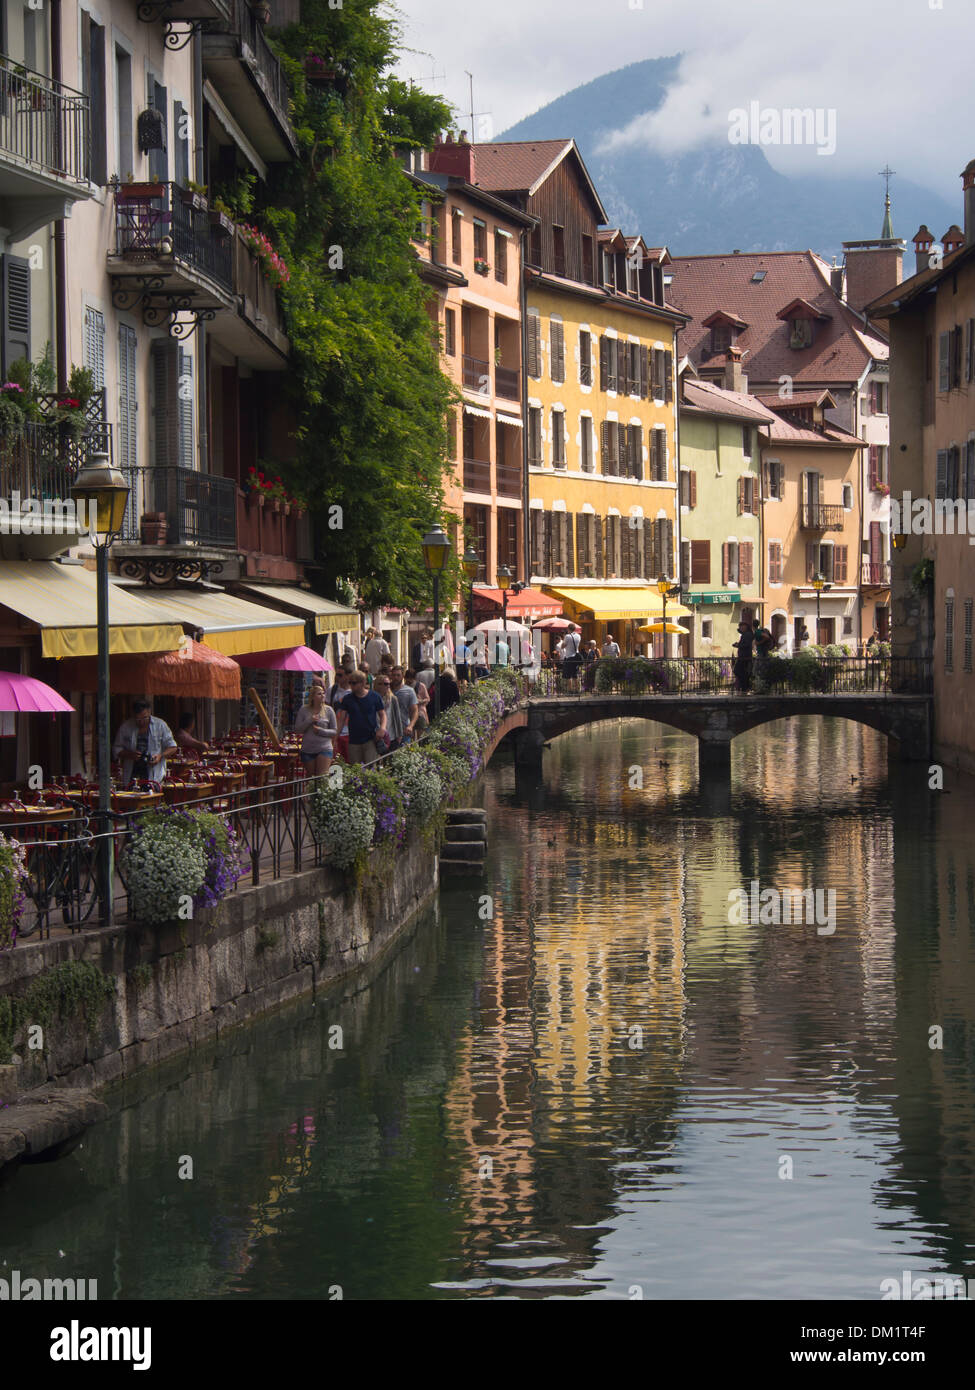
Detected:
[602,249,615,289]
[736,475,757,514]
[939,331,951,392]
[0,254,31,378]
[843,616,854,636]
[626,424,643,480]
[151,339,192,470]
[751,270,767,283]
[702,618,713,641]
[528,406,543,467]
[494,229,507,284]
[464,504,488,581]
[497,508,518,573]
[722,541,739,584]
[581,234,594,285]
[967,319,975,383]
[710,323,732,355]
[965,598,973,673]
[115,46,132,179]
[742,425,753,460]
[945,597,955,671]
[451,209,462,264]
[444,308,456,357]
[579,330,592,387]
[81,12,108,185]
[681,539,691,586]
[691,539,710,583]
[869,380,889,414]
[680,468,697,508]
[842,482,853,510]
[529,224,542,267]
[552,225,565,277]
[964,440,975,501]
[650,428,667,482]
[550,319,565,384]
[83,306,106,390]
[146,76,167,183]
[869,445,889,490]
[526,311,541,379]
[789,318,813,349]
[600,335,619,392]
[580,416,594,473]
[768,541,783,584]
[552,410,566,468]
[650,349,673,402]
[765,459,784,499]
[472,218,487,261]
[951,325,964,389]
[600,420,620,477]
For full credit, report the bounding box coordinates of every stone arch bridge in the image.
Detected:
[495,693,932,777]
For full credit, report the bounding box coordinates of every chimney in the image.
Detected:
[944,224,965,256]
[913,225,934,274]
[963,159,975,246]
[830,257,845,297]
[724,345,745,393]
[428,130,475,183]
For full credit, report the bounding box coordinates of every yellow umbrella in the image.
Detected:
[639,620,691,636]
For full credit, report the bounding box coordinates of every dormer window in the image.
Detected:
[776,297,830,351]
[702,309,747,358]
[790,318,813,349]
[712,323,732,354]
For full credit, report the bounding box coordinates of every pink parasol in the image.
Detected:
[234,646,333,672]
[0,671,75,713]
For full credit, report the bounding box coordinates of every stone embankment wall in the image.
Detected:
[0,832,439,1107]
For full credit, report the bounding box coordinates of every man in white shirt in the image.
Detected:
[602,633,621,658]
[561,623,581,682]
[364,627,390,675]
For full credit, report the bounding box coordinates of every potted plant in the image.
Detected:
[178,180,208,212]
[117,179,167,201]
[208,197,235,235]
[140,511,168,545]
[474,258,490,276]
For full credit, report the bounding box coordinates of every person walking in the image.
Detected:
[561,622,581,685]
[372,674,404,751]
[406,668,430,730]
[390,666,419,746]
[364,627,390,676]
[112,701,178,784]
[602,632,621,658]
[732,622,755,692]
[335,672,387,764]
[326,668,353,709]
[294,685,337,777]
[433,665,460,718]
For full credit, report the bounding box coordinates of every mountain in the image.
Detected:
[497,56,958,262]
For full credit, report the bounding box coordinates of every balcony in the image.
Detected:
[495,366,520,401]
[463,458,491,494]
[108,182,234,327]
[0,57,91,239]
[496,461,522,499]
[237,491,314,578]
[463,355,490,394]
[202,0,297,163]
[117,466,236,549]
[0,406,112,560]
[862,559,891,586]
[800,503,845,531]
[207,224,289,369]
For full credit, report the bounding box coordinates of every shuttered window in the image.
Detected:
[579,331,592,386]
[936,449,948,500]
[580,416,594,472]
[651,348,664,399]
[451,209,462,264]
[527,312,541,379]
[494,229,507,284]
[444,308,455,357]
[81,12,107,185]
[680,539,691,586]
[690,540,710,583]
[551,409,566,468]
[151,339,193,471]
[939,331,951,392]
[966,320,975,383]
[654,518,674,578]
[664,352,673,403]
[768,541,782,584]
[550,319,565,384]
[964,598,973,673]
[627,424,643,480]
[947,446,961,500]
[84,306,106,390]
[680,469,697,508]
[600,420,620,477]
[833,546,847,583]
[651,428,667,481]
[527,407,542,467]
[945,597,955,671]
[0,254,31,376]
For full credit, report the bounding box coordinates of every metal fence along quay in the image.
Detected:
[2,655,933,940]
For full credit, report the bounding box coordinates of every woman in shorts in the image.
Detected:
[294,684,337,777]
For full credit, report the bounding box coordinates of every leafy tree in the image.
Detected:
[259,1,460,609]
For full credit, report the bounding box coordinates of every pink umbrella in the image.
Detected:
[532,617,573,631]
[0,671,74,713]
[234,646,333,672]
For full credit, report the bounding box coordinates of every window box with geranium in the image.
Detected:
[238,223,291,292]
[474,258,490,276]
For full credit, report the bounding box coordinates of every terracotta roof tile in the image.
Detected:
[668,250,887,388]
[681,379,777,421]
[472,140,573,194]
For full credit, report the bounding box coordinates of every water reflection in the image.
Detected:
[0,715,973,1300]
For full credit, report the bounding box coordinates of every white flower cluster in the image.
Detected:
[124,822,207,924]
[389,751,443,825]
[310,784,376,869]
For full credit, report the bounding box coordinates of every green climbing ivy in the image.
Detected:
[0,961,116,1064]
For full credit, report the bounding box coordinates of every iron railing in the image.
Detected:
[118,465,236,547]
[800,502,845,531]
[526,655,933,699]
[233,0,292,126]
[112,181,233,290]
[1,395,113,506]
[862,559,891,585]
[0,57,89,183]
[463,457,491,493]
[496,461,522,498]
[495,366,520,400]
[463,355,490,393]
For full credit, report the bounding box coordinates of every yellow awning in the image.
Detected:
[0,561,185,659]
[544,585,694,621]
[129,589,305,656]
[233,583,359,636]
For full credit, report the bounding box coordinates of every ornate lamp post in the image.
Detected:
[811,571,831,641]
[462,545,479,680]
[71,451,130,926]
[497,564,511,668]
[421,524,451,718]
[656,573,678,658]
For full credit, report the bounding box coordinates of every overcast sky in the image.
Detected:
[389,0,975,194]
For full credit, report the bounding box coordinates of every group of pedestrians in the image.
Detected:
[732,618,777,692]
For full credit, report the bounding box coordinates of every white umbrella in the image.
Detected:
[470,618,531,636]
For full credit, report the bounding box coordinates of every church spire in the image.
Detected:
[879,165,895,239]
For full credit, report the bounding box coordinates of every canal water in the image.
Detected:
[2,716,974,1300]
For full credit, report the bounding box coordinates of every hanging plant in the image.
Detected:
[0,833,29,950]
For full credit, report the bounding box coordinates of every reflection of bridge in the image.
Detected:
[498,692,932,778]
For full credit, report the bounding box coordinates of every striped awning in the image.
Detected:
[233,583,359,635]
[129,588,305,656]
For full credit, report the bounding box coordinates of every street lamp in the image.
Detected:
[421,524,451,718]
[70,451,130,926]
[656,573,677,657]
[462,545,479,680]
[497,564,511,670]
[811,571,831,640]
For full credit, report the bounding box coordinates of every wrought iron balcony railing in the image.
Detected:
[118,466,236,548]
[495,366,520,400]
[111,182,233,290]
[800,502,845,531]
[0,57,89,183]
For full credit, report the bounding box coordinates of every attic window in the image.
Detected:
[789,318,813,349]
[711,323,733,354]
[751,270,766,282]
[663,273,673,286]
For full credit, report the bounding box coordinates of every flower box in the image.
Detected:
[178,187,208,212]
[209,209,234,236]
[473,259,490,276]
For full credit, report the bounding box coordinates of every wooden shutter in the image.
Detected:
[151,339,181,470]
[530,509,543,573]
[528,313,541,378]
[736,477,744,514]
[576,515,587,574]
[689,471,697,508]
[680,539,691,585]
[1,254,31,376]
[768,541,782,584]
[551,320,565,383]
[651,348,662,399]
[662,519,674,577]
[967,319,975,383]
[118,323,138,476]
[936,449,948,499]
[594,512,604,577]
[817,473,825,509]
[868,445,878,489]
[869,521,881,564]
[806,542,818,581]
[640,344,649,398]
[541,511,552,577]
[834,545,848,583]
[691,539,710,583]
[721,543,730,584]
[178,348,193,469]
[600,335,608,391]
[629,424,643,480]
[644,517,656,577]
[939,332,950,392]
[664,352,673,403]
[740,541,753,586]
[600,420,610,474]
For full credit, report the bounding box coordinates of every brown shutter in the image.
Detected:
[664,520,674,577]
[527,313,540,378]
[806,542,818,581]
[594,513,604,577]
[722,542,730,584]
[736,477,744,515]
[834,545,848,583]
[664,352,673,403]
[551,320,565,383]
[740,541,753,586]
[599,335,608,391]
[868,446,878,489]
[817,473,825,508]
[640,344,649,398]
[691,539,710,583]
[869,521,881,563]
[643,516,655,577]
[563,512,574,576]
[541,511,552,577]
[576,514,587,574]
[530,509,543,572]
[600,420,609,474]
[689,470,697,508]
[631,424,643,480]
